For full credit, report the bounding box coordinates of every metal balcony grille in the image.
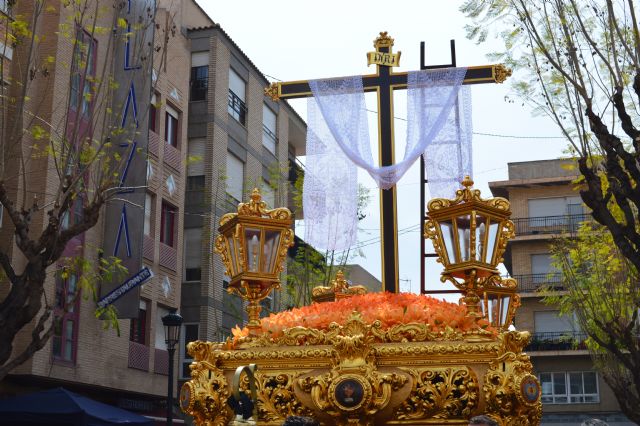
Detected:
[228,90,247,125]
[514,273,564,293]
[512,213,592,236]
[527,331,588,351]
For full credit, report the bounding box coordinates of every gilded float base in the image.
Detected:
[180,314,541,425]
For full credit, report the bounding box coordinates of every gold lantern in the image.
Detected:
[214,188,294,332]
[425,176,519,330]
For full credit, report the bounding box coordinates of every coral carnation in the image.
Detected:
[232,292,494,344]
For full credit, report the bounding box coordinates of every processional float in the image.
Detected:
[179,34,542,425]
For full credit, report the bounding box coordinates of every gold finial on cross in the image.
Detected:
[368,31,401,68]
[374,31,394,49]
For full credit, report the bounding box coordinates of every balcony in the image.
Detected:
[514,273,563,293]
[159,242,177,271]
[262,124,277,156]
[128,341,149,371]
[228,90,247,126]
[154,348,168,375]
[512,213,591,236]
[527,331,588,351]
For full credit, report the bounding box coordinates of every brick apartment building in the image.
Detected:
[0,0,193,421]
[178,18,307,381]
[0,0,306,417]
[489,159,633,426]
[0,0,307,421]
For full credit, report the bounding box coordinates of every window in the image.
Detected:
[187,139,206,176]
[149,93,158,133]
[190,52,209,101]
[262,104,277,155]
[70,29,97,117]
[60,197,84,231]
[262,180,276,208]
[539,371,599,404]
[165,105,179,147]
[528,196,584,230]
[144,193,154,236]
[180,323,199,379]
[531,253,559,283]
[226,152,244,202]
[155,306,170,350]
[160,202,177,247]
[0,0,11,15]
[186,176,205,208]
[228,68,247,125]
[187,175,205,191]
[534,311,579,334]
[130,300,148,345]
[184,228,202,281]
[53,271,80,363]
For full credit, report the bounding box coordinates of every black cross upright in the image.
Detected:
[266,32,511,293]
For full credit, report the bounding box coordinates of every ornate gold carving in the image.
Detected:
[265,82,280,101]
[395,367,478,420]
[312,270,368,303]
[483,351,542,425]
[494,64,513,83]
[374,31,394,48]
[181,349,233,426]
[427,176,510,213]
[299,369,407,425]
[253,372,314,422]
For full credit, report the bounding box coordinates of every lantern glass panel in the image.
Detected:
[456,214,472,262]
[262,229,281,274]
[484,294,499,325]
[244,228,262,272]
[439,219,457,264]
[486,220,500,265]
[501,295,511,325]
[475,214,489,262]
[226,234,237,276]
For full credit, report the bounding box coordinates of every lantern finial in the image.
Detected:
[462,175,474,189]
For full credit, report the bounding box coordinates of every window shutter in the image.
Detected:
[226,153,244,201]
[191,51,208,67]
[229,68,246,101]
[187,139,206,176]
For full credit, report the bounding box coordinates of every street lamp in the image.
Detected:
[214,188,294,333]
[425,176,519,330]
[162,309,183,425]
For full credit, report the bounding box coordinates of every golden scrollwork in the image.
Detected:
[312,270,368,303]
[483,351,542,425]
[395,367,479,420]
[181,350,233,426]
[264,82,280,101]
[252,372,315,422]
[299,369,407,425]
[427,176,510,213]
[494,64,513,83]
[374,31,394,48]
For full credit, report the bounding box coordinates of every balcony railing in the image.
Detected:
[228,90,247,125]
[512,213,591,236]
[527,331,588,351]
[262,124,277,155]
[514,273,564,293]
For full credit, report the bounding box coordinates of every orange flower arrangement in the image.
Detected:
[230,292,495,346]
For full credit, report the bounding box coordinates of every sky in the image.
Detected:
[198,0,568,295]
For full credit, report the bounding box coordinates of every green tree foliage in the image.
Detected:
[462,0,640,420]
[0,0,167,381]
[548,217,640,420]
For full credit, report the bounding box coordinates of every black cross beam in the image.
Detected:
[265,32,511,293]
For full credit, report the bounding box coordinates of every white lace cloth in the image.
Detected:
[304,68,471,250]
